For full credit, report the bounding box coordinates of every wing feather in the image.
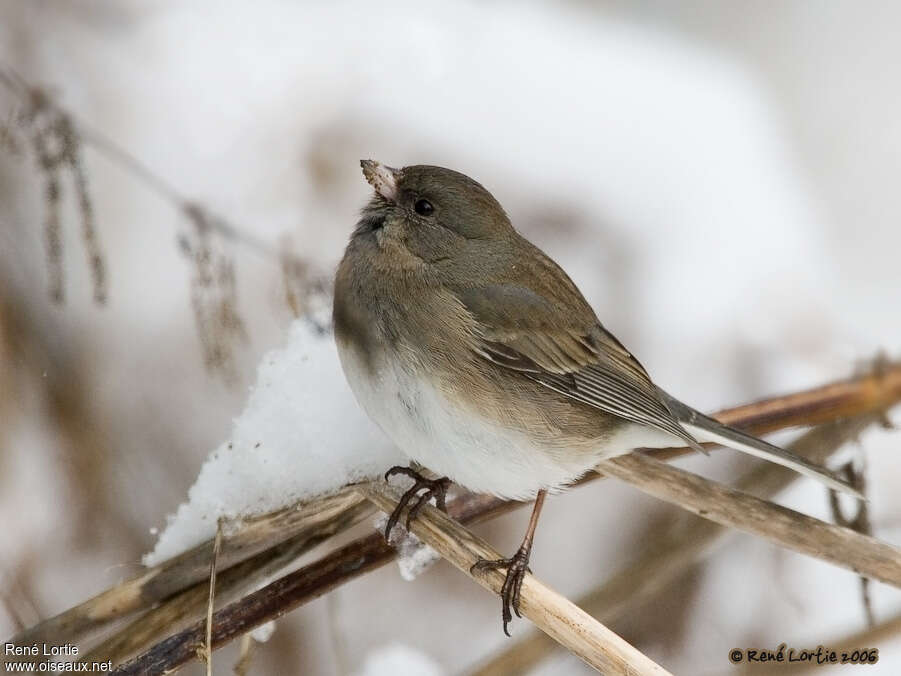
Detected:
[456,283,703,452]
[446,260,856,495]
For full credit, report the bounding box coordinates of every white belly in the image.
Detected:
[337,339,680,500]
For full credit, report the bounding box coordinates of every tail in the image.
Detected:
[658,389,863,499]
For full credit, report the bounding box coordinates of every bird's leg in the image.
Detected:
[471,490,546,636]
[383,465,451,539]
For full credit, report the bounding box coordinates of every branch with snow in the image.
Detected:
[15,488,372,654]
[106,490,510,674]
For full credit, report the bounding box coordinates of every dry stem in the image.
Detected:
[12,488,368,650]
[76,491,374,667]
[109,492,509,675]
[204,522,223,676]
[599,453,901,586]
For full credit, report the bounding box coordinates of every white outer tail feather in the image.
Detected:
[681,421,863,499]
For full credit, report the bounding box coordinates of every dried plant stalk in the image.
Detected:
[203,522,223,676]
[78,497,372,668]
[828,460,876,626]
[106,493,528,674]
[599,453,901,586]
[0,70,107,304]
[181,205,248,382]
[233,633,256,676]
[12,488,369,650]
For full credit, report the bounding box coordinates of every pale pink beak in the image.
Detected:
[361,159,399,202]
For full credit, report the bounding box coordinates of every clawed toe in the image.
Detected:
[471,546,531,636]
[383,466,450,539]
[405,478,450,527]
[470,490,546,636]
[384,473,545,637]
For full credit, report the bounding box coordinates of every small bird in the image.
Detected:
[334,160,858,635]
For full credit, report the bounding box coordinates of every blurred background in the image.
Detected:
[1,1,900,674]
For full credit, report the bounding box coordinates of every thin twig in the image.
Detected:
[233,634,255,676]
[828,459,876,626]
[469,414,883,676]
[204,522,223,676]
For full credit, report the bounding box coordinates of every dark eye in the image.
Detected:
[414,199,434,216]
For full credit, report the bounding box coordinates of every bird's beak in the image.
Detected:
[360,160,399,202]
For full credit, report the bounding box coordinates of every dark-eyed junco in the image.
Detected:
[334,160,858,634]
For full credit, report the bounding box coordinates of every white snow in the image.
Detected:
[395,537,441,583]
[374,514,442,582]
[250,620,276,644]
[353,643,444,676]
[144,321,403,565]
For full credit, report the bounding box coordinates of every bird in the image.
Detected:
[333,160,859,635]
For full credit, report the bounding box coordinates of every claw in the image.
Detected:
[384,465,411,482]
[405,478,450,528]
[471,544,532,636]
[383,465,450,539]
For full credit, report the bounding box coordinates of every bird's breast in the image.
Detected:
[335,334,601,499]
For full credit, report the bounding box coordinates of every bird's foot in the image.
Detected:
[383,465,450,539]
[471,543,532,636]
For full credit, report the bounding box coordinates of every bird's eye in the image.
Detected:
[414,199,434,216]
